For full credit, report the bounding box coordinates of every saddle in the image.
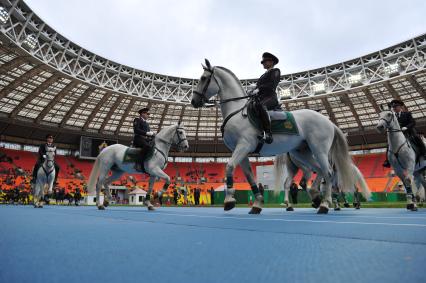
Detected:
[246,100,299,135]
[118,147,155,173]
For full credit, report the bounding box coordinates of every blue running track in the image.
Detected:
[1,206,426,283]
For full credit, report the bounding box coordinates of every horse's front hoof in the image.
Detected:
[98,205,105,210]
[147,206,156,211]
[103,201,109,207]
[248,207,262,214]
[286,207,294,211]
[317,206,329,214]
[38,205,43,208]
[311,196,321,208]
[224,200,236,211]
[334,207,341,211]
[407,203,418,211]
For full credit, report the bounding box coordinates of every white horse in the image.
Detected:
[191,59,354,214]
[33,148,56,208]
[87,124,189,210]
[376,108,426,211]
[275,152,370,211]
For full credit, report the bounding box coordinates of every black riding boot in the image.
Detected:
[135,147,149,171]
[258,105,273,144]
[31,163,40,184]
[54,163,60,184]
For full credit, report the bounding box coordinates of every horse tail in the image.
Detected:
[330,125,355,193]
[352,164,371,200]
[274,153,288,193]
[87,156,101,194]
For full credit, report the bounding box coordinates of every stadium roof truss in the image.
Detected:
[0,0,426,153]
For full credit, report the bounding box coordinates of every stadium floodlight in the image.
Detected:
[0,6,9,24]
[348,73,362,85]
[22,34,38,50]
[279,88,292,99]
[384,63,400,76]
[312,82,325,93]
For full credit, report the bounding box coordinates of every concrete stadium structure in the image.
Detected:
[0,0,426,157]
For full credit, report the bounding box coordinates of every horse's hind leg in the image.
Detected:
[283,160,299,211]
[103,170,124,207]
[96,164,110,210]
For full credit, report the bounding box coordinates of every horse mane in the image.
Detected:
[215,66,246,93]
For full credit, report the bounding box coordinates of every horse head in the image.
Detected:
[191,59,221,108]
[45,147,55,168]
[173,124,189,151]
[376,105,400,133]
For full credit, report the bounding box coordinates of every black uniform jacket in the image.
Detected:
[37,143,56,162]
[396,111,416,136]
[256,68,281,109]
[133,117,152,147]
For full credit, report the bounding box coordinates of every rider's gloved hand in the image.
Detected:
[43,155,46,158]
[146,131,155,136]
[402,127,408,131]
[250,89,259,95]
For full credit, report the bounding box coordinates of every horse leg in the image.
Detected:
[149,167,171,207]
[309,175,322,208]
[283,156,300,211]
[313,154,333,214]
[103,170,123,207]
[144,176,156,210]
[96,165,109,210]
[224,143,251,211]
[240,157,263,214]
[400,172,417,211]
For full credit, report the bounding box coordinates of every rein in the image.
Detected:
[154,127,187,167]
[195,67,254,134]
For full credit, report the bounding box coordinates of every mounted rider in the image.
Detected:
[383,99,426,167]
[31,134,60,184]
[133,107,155,171]
[250,52,281,144]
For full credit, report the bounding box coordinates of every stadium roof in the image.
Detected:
[0,0,426,156]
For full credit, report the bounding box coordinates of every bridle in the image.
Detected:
[193,67,254,108]
[156,126,187,150]
[380,112,403,133]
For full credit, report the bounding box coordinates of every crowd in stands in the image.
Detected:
[0,146,406,205]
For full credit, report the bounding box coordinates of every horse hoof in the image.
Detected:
[334,207,341,211]
[224,201,236,211]
[343,203,350,208]
[286,207,294,211]
[38,205,43,208]
[406,204,413,210]
[317,206,329,214]
[98,205,105,210]
[248,207,262,214]
[147,206,156,211]
[312,197,321,209]
[103,201,109,207]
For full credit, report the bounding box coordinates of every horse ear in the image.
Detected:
[177,121,181,126]
[201,63,207,70]
[205,59,212,70]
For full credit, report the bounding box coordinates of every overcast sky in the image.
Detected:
[25,0,426,79]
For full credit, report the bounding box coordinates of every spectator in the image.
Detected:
[173,187,178,205]
[209,186,215,205]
